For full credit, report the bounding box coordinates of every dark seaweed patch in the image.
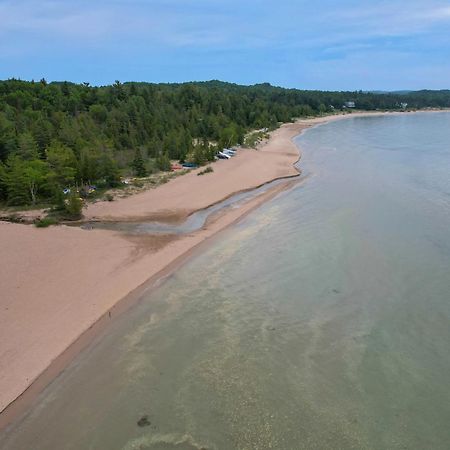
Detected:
[137,415,151,427]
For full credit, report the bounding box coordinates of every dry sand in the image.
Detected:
[0,111,421,427]
[84,122,303,222]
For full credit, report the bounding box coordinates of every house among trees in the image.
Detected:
[344,101,356,108]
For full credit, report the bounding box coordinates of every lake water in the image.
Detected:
[2,112,450,449]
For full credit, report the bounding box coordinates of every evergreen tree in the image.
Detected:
[17,132,40,160]
[132,149,147,177]
[0,78,449,208]
[46,141,77,186]
[156,152,171,171]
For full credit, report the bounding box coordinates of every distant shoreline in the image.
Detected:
[1,108,449,431]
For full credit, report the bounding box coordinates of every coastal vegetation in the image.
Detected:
[0,78,449,209]
[197,166,214,176]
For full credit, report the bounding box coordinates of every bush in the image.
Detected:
[52,188,66,212]
[156,153,171,171]
[64,192,83,220]
[192,147,207,166]
[197,166,214,176]
[35,217,58,227]
[105,193,114,201]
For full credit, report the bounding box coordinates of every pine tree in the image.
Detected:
[132,149,147,177]
[156,152,171,171]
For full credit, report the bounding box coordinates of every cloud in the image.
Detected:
[329,1,450,37]
[0,0,247,52]
[0,0,449,89]
[1,0,447,51]
[0,1,118,40]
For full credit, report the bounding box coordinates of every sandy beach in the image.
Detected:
[0,110,428,428]
[84,123,302,222]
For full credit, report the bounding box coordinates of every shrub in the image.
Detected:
[35,217,58,227]
[156,153,171,171]
[64,192,83,220]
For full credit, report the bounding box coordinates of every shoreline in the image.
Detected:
[0,109,447,431]
[0,177,300,432]
[82,109,441,224]
[0,117,308,431]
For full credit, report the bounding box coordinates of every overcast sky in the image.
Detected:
[1,0,449,90]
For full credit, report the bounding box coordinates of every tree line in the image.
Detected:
[0,78,449,207]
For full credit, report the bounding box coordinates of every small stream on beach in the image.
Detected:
[79,176,298,235]
[2,112,450,450]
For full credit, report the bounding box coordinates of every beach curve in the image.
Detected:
[0,110,425,429]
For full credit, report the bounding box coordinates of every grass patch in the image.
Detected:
[34,217,58,228]
[197,166,214,176]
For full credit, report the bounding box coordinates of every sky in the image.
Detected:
[0,0,449,91]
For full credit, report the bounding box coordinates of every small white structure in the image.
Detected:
[344,101,356,108]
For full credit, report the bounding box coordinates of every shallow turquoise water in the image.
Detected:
[2,112,450,449]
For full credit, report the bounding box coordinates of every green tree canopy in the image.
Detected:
[0,78,449,207]
[131,149,147,177]
[4,156,52,205]
[46,141,78,187]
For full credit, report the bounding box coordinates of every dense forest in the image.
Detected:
[1,78,449,208]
